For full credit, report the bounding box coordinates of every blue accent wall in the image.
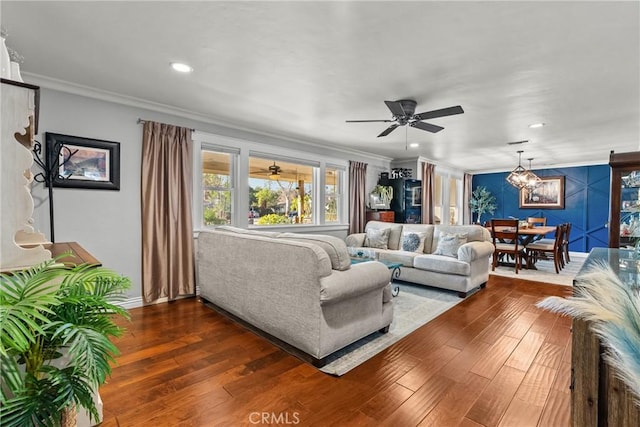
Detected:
[473,164,610,253]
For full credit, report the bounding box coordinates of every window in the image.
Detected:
[201,149,234,227]
[434,174,443,224]
[248,156,314,226]
[194,132,347,229]
[325,167,341,223]
[449,177,458,225]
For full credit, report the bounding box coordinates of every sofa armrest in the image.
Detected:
[458,241,495,262]
[345,233,366,247]
[320,261,391,304]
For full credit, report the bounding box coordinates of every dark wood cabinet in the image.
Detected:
[366,210,395,223]
[609,151,640,248]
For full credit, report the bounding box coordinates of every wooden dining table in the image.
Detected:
[488,225,557,269]
[490,225,556,246]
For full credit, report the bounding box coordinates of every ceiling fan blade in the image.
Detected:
[384,100,406,117]
[411,121,444,133]
[413,105,464,121]
[377,123,400,137]
[345,119,394,123]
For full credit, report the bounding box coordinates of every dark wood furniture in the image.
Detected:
[45,242,101,267]
[572,248,640,426]
[366,210,395,223]
[609,150,640,248]
[490,219,523,273]
[525,224,564,273]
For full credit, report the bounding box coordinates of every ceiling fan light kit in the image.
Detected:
[346,99,464,138]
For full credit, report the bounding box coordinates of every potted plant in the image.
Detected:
[470,186,497,224]
[369,184,393,210]
[0,257,131,426]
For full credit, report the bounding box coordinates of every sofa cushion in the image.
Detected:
[413,254,471,276]
[401,231,428,253]
[364,221,404,250]
[364,228,390,249]
[378,250,418,268]
[433,233,468,258]
[277,233,351,271]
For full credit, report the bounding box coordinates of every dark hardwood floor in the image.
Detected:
[100,275,573,427]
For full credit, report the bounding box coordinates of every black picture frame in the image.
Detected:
[46,133,120,190]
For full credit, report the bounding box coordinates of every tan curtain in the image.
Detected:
[348,161,367,234]
[141,121,195,303]
[421,162,435,224]
[463,173,473,224]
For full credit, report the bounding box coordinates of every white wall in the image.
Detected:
[31,87,391,301]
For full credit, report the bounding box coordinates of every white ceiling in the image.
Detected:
[2,1,639,173]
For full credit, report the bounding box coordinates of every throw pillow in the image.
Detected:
[401,232,427,253]
[433,232,468,258]
[364,228,390,249]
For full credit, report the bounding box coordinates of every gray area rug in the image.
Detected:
[320,283,463,376]
[489,253,586,286]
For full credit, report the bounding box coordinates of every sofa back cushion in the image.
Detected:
[364,221,404,250]
[216,225,281,238]
[277,233,351,271]
[430,225,490,252]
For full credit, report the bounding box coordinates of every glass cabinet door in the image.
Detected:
[619,171,640,247]
[609,151,640,248]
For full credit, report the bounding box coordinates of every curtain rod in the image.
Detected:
[137,118,195,132]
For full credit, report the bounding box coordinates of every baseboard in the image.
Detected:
[117,296,144,309]
[115,286,201,310]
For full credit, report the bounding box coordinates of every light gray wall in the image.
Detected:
[32,88,390,300]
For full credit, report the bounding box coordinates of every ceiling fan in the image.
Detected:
[346,99,464,137]
[251,161,282,177]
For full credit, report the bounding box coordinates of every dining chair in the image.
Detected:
[525,224,564,273]
[562,223,572,265]
[490,219,523,274]
[527,217,547,227]
[527,217,547,242]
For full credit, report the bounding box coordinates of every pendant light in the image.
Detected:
[506,150,528,189]
[523,158,541,190]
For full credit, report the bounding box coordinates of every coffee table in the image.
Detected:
[350,257,402,297]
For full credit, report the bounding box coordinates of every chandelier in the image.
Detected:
[506,151,540,190]
[523,158,541,190]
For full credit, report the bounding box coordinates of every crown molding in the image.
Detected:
[22,72,393,163]
[469,158,608,175]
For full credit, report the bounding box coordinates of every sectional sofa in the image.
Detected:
[197,226,394,367]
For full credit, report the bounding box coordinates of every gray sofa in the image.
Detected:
[346,221,494,297]
[197,226,394,366]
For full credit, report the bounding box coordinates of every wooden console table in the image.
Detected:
[45,242,101,267]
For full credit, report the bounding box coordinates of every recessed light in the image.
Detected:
[170,62,193,73]
[409,143,419,148]
[528,123,545,129]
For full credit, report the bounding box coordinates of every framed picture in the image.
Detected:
[519,176,565,209]
[46,133,120,190]
[411,186,422,206]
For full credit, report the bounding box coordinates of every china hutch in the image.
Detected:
[608,150,640,248]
